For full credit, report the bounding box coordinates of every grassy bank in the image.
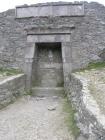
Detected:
[0,68,22,76]
[74,62,105,73]
[63,97,80,138]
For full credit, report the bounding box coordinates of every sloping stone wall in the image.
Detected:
[66,74,105,140]
[0,9,30,70]
[70,2,105,70]
[0,2,105,71]
[0,74,25,109]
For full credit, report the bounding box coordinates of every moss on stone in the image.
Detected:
[74,62,105,73]
[87,62,105,69]
[0,67,22,76]
[63,97,80,138]
[24,89,32,96]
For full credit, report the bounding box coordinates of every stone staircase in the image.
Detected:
[31,87,64,97]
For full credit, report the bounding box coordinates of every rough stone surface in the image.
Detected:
[0,74,25,109]
[66,73,105,140]
[0,2,105,72]
[0,95,74,140]
[0,2,105,138]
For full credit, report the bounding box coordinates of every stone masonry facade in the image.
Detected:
[0,2,105,72]
[0,2,105,139]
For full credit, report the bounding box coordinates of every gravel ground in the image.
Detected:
[0,95,74,140]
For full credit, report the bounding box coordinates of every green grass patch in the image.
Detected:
[0,67,22,76]
[24,89,32,96]
[87,62,105,69]
[63,97,80,138]
[74,62,105,73]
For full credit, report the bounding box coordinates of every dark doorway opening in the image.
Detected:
[33,42,64,87]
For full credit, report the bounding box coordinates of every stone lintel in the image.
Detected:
[16,2,84,8]
[16,3,84,18]
[25,26,75,35]
[27,34,70,43]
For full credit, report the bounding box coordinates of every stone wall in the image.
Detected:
[0,9,29,70]
[66,73,105,140]
[70,2,105,70]
[0,2,105,72]
[0,74,25,109]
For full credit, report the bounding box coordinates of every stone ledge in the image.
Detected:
[0,74,25,109]
[16,2,84,8]
[66,74,105,139]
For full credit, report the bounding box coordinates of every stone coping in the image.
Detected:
[16,2,84,8]
[74,74,105,129]
[0,74,24,85]
[68,73,105,139]
[16,2,84,18]
[0,74,25,109]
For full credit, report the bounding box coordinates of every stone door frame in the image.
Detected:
[25,28,72,88]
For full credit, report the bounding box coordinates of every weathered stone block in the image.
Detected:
[16,3,84,18]
[27,34,70,43]
[0,74,25,109]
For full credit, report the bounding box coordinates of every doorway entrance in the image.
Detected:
[33,42,64,87]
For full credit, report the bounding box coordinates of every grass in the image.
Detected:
[73,62,105,73]
[0,67,22,76]
[87,62,105,69]
[24,89,32,96]
[63,97,80,138]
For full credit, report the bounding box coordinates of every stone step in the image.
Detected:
[31,87,65,97]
